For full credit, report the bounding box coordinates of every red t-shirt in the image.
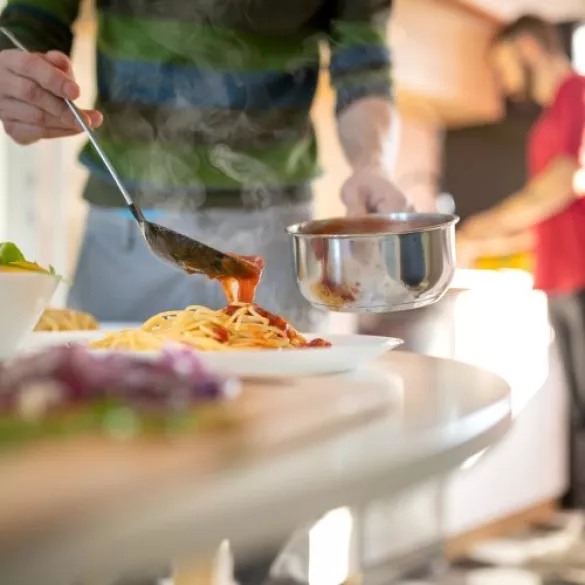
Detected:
[529,74,585,295]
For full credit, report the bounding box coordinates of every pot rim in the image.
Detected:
[286,213,460,239]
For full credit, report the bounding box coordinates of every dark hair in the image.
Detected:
[493,14,564,55]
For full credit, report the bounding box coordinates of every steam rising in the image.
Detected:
[105,2,321,212]
[209,144,281,209]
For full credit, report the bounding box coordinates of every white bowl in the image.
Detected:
[0,272,58,359]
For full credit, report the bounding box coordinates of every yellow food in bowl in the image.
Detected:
[35,308,99,332]
[474,251,534,272]
[0,261,48,273]
[0,242,64,277]
[0,242,64,358]
[0,244,98,334]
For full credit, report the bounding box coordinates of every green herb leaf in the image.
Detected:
[0,242,25,266]
[48,264,70,285]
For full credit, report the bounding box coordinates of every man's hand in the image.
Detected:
[336,98,408,215]
[0,49,102,145]
[457,226,534,267]
[458,211,495,240]
[341,165,410,216]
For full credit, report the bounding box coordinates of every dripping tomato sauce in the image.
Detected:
[222,303,331,348]
[216,252,331,348]
[218,255,264,304]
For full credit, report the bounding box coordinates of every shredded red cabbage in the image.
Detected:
[0,345,238,415]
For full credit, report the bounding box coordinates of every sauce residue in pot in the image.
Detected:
[301,216,440,306]
[310,281,358,306]
[300,216,436,236]
[310,240,358,306]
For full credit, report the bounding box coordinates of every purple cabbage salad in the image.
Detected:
[0,345,239,444]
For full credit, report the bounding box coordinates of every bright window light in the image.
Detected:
[572,24,585,74]
[309,508,353,585]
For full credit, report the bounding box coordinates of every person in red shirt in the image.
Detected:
[458,15,585,508]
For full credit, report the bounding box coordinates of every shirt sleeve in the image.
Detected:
[554,76,585,163]
[0,0,81,54]
[326,0,393,115]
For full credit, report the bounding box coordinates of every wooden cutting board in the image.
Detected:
[0,367,399,541]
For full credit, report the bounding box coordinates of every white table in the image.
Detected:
[0,352,511,585]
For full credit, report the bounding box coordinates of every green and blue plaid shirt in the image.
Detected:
[0,0,393,208]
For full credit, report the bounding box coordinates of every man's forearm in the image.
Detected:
[482,156,580,233]
[469,229,534,258]
[337,97,398,171]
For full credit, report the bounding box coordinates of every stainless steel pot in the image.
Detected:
[286,213,459,313]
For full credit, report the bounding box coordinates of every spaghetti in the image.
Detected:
[35,308,99,332]
[89,303,331,352]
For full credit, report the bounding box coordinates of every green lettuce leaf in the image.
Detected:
[0,242,25,266]
[0,242,69,283]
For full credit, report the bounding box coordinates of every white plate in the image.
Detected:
[23,330,102,350]
[22,331,402,378]
[22,324,138,351]
[196,334,402,377]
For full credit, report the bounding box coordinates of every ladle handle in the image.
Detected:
[0,26,144,224]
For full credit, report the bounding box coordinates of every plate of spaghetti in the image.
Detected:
[82,302,401,377]
[23,252,402,377]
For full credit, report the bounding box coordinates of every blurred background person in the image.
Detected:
[458,14,585,508]
[0,0,408,331]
